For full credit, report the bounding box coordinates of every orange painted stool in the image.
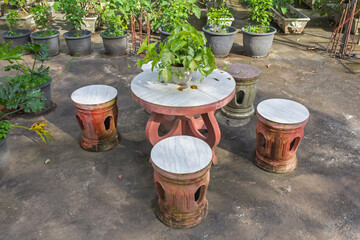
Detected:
[150,136,213,228]
[71,85,119,152]
[255,99,309,173]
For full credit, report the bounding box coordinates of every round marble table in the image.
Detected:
[131,69,236,165]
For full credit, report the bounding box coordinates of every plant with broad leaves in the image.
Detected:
[137,21,216,82]
[30,4,58,37]
[243,0,273,33]
[207,7,233,33]
[54,0,86,35]
[5,10,21,36]
[151,0,201,32]
[101,0,129,37]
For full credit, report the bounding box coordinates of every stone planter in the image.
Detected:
[28,79,52,114]
[270,5,310,34]
[158,26,171,42]
[170,66,194,86]
[100,30,128,56]
[241,26,277,57]
[1,29,31,50]
[202,25,237,57]
[63,30,92,56]
[0,137,10,179]
[30,30,60,56]
[83,16,98,33]
[206,15,235,26]
[1,13,35,29]
[302,0,316,9]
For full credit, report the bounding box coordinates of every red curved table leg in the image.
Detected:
[201,111,221,165]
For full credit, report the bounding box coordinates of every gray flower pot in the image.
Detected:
[1,29,31,53]
[100,30,128,56]
[30,30,60,56]
[159,26,171,42]
[0,137,10,179]
[202,25,237,57]
[28,79,52,114]
[241,26,277,57]
[63,30,92,56]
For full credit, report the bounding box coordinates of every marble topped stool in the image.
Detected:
[221,64,260,119]
[71,85,119,152]
[255,99,309,173]
[150,136,213,228]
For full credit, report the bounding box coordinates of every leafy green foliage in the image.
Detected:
[243,25,271,33]
[207,7,232,33]
[0,120,12,140]
[246,0,273,31]
[54,0,86,31]
[137,22,216,82]
[0,42,23,63]
[30,4,57,36]
[273,0,293,15]
[5,10,20,36]
[101,0,128,36]
[151,0,201,32]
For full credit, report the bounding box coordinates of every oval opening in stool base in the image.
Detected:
[195,185,205,203]
[236,90,245,105]
[258,133,266,149]
[104,116,112,131]
[290,137,300,151]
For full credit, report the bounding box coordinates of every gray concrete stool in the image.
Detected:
[221,64,260,119]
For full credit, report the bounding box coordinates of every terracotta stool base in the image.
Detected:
[80,133,119,152]
[255,150,297,173]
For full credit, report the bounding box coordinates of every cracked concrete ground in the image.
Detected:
[0,3,359,240]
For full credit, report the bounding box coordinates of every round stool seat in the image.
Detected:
[151,136,212,174]
[71,85,118,105]
[224,64,260,81]
[257,98,309,124]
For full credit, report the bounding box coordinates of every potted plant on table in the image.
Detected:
[152,0,201,41]
[1,10,31,50]
[241,0,277,57]
[100,0,129,56]
[29,4,60,56]
[202,7,237,57]
[54,0,92,56]
[4,42,53,113]
[270,0,310,34]
[0,42,54,179]
[137,22,216,86]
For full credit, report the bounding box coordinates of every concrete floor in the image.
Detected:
[0,3,360,240]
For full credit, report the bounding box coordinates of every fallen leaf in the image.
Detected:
[177,87,183,91]
[296,39,300,42]
[266,64,271,68]
[44,159,50,165]
[128,64,131,68]
[250,61,253,64]
[227,77,231,80]
[190,85,198,89]
[307,46,319,50]
[213,78,220,81]
[224,66,229,69]
[160,80,165,83]
[118,175,123,180]
[311,70,316,73]
[220,71,224,73]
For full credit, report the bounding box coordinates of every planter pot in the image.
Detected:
[63,30,92,56]
[202,25,237,57]
[1,29,31,50]
[30,30,60,56]
[1,14,35,29]
[159,26,171,42]
[206,15,235,26]
[241,26,277,57]
[270,5,310,34]
[100,30,128,56]
[0,137,10,179]
[28,79,52,114]
[170,66,194,86]
[83,16,98,33]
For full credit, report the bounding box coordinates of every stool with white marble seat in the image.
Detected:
[71,85,119,152]
[255,98,310,173]
[150,136,213,228]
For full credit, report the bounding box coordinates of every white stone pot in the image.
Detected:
[170,67,194,86]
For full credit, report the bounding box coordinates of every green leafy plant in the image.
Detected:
[244,0,273,33]
[54,0,86,36]
[151,0,201,32]
[137,22,216,82]
[199,0,229,9]
[0,42,53,142]
[30,4,57,37]
[207,7,233,33]
[5,10,20,36]
[79,0,101,17]
[5,42,51,90]
[4,0,28,15]
[101,0,128,37]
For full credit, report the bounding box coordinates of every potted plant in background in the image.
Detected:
[241,0,277,57]
[54,0,92,56]
[152,0,201,41]
[1,9,31,50]
[137,22,216,86]
[1,0,35,29]
[79,0,101,33]
[0,42,54,179]
[202,7,237,57]
[5,42,53,113]
[30,4,60,56]
[270,0,310,34]
[100,0,129,56]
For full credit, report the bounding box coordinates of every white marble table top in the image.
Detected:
[131,69,235,108]
[71,85,118,105]
[141,61,159,72]
[257,98,309,124]
[151,136,212,174]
